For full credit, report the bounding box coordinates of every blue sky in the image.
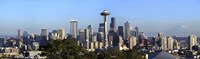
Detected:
[0,0,200,36]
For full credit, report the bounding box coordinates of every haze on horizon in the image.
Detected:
[0,0,200,37]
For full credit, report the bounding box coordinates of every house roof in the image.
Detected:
[149,51,180,59]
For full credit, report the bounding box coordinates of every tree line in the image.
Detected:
[39,39,144,59]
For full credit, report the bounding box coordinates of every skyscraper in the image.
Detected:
[167,37,174,50]
[162,37,167,50]
[40,29,48,46]
[118,26,124,38]
[87,25,93,42]
[188,35,197,51]
[125,21,131,40]
[85,29,89,42]
[158,33,167,50]
[41,29,47,36]
[87,25,93,36]
[158,33,164,38]
[129,36,137,49]
[79,29,85,44]
[70,20,78,39]
[84,29,90,50]
[109,17,116,33]
[98,23,104,32]
[23,31,29,45]
[18,29,22,40]
[97,32,104,42]
[113,32,119,47]
[58,29,65,40]
[135,27,139,40]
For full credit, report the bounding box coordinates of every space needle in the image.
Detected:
[100,10,110,48]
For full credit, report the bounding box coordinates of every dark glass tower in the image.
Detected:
[98,23,104,32]
[110,17,116,32]
[118,26,124,38]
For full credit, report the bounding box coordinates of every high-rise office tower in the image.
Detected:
[161,37,167,50]
[98,23,104,32]
[108,17,116,47]
[162,37,167,50]
[79,29,90,49]
[100,10,110,49]
[87,25,93,36]
[113,32,119,47]
[118,26,124,38]
[158,33,167,50]
[58,29,65,40]
[41,29,47,36]
[97,32,104,42]
[189,35,197,51]
[129,36,137,49]
[41,29,48,46]
[85,29,89,42]
[125,21,131,40]
[18,29,22,40]
[109,17,116,33]
[158,33,165,38]
[70,20,78,39]
[167,37,174,50]
[87,25,93,42]
[79,29,85,44]
[130,27,135,36]
[135,27,139,40]
[23,31,29,45]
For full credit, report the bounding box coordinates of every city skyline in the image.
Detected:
[0,0,200,37]
[0,1,200,58]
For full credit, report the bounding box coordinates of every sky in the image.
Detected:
[0,0,200,37]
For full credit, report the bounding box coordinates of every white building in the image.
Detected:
[167,37,174,50]
[189,35,197,51]
[70,20,78,39]
[124,21,131,40]
[58,29,66,40]
[129,36,137,49]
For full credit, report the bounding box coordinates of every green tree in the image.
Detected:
[41,39,85,59]
[40,39,144,59]
[122,47,144,59]
[105,50,124,59]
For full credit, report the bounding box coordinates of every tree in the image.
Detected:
[40,39,85,59]
[40,39,144,59]
[122,47,144,59]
